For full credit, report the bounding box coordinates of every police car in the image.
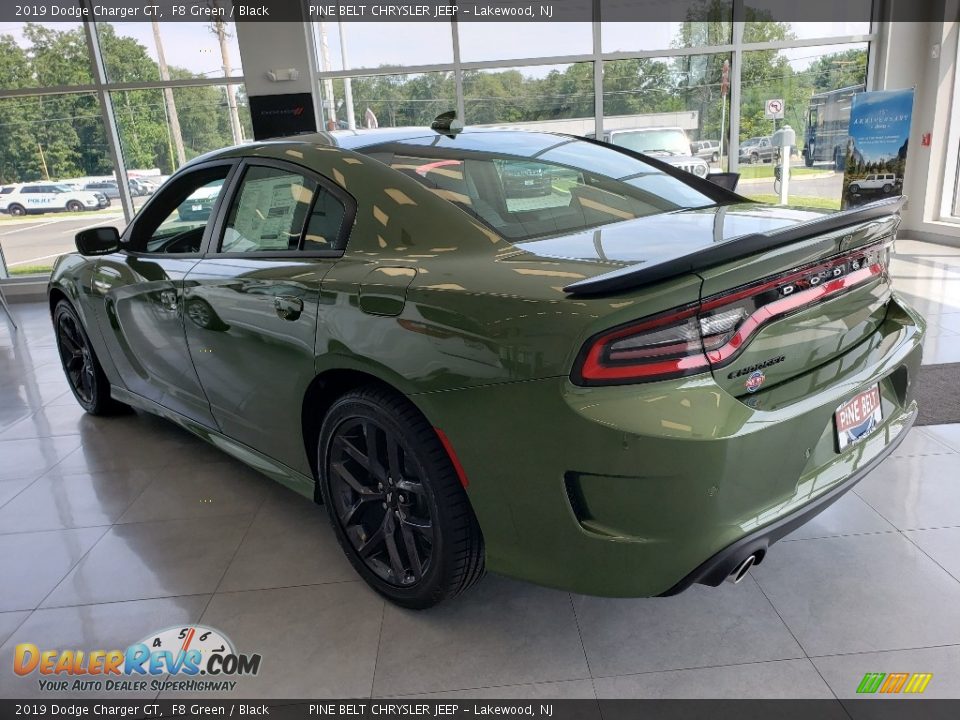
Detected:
[0,182,109,216]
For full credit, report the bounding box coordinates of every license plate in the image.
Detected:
[192,204,202,211]
[835,384,882,450]
[524,180,535,186]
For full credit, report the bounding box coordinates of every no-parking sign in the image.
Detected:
[765,98,785,119]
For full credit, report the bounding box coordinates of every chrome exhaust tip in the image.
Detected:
[727,554,756,584]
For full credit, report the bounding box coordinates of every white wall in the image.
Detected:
[235,21,314,98]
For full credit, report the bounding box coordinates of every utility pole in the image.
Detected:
[152,19,186,168]
[210,3,243,145]
[37,142,49,180]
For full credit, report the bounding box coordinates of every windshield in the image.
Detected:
[742,138,763,147]
[360,131,722,242]
[608,129,690,156]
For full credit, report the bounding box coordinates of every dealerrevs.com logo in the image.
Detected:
[13,625,262,693]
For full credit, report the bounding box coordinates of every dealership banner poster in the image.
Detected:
[841,88,914,209]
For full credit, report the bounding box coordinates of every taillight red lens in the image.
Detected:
[573,304,712,384]
[572,242,889,386]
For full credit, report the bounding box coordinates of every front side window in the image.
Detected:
[127,165,231,254]
[362,132,722,242]
[220,165,346,253]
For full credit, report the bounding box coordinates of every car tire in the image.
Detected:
[8,203,26,217]
[711,152,719,163]
[53,300,129,416]
[849,184,861,194]
[318,385,485,609]
[66,200,83,212]
[882,183,893,193]
[750,152,759,164]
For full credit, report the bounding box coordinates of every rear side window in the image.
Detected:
[219,165,347,253]
[0,187,13,194]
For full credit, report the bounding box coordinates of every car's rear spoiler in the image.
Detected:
[563,196,905,296]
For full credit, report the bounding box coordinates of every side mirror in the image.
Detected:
[76,227,120,256]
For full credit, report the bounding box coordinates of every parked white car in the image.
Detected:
[848,173,901,194]
[0,182,109,216]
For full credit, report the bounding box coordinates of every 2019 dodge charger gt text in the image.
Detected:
[49,126,924,608]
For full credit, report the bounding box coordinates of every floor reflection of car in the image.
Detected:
[177,179,225,221]
[589,127,709,178]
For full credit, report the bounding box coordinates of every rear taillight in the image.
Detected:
[572,241,889,386]
[573,304,711,384]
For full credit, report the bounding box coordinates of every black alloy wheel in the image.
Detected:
[53,300,128,415]
[328,417,435,587]
[319,386,485,608]
[8,204,25,216]
[66,200,83,212]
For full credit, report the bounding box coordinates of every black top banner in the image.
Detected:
[2,0,957,23]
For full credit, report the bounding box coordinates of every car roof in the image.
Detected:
[189,126,605,167]
[608,126,684,134]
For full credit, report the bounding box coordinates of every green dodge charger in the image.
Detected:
[49,124,924,608]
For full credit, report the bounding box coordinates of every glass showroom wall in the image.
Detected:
[311,8,875,211]
[0,14,249,279]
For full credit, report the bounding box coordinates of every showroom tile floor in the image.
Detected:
[0,238,959,699]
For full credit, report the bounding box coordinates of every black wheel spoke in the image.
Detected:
[59,331,80,356]
[331,460,377,497]
[387,437,403,481]
[335,435,371,471]
[383,511,407,580]
[340,491,384,525]
[395,479,425,496]
[402,515,433,538]
[356,517,387,558]
[399,521,423,581]
[364,421,390,483]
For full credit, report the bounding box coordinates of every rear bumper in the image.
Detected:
[416,294,924,597]
[658,403,915,595]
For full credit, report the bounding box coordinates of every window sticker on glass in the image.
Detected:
[223,167,317,253]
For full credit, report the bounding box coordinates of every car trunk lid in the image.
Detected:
[696,215,896,397]
[519,199,901,390]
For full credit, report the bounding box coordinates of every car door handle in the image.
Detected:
[274,295,304,321]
